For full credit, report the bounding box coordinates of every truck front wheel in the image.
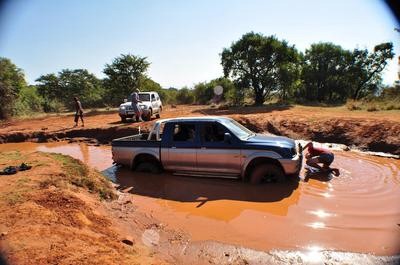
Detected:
[120,116,127,123]
[142,109,152,121]
[250,164,286,184]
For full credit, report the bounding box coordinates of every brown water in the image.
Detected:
[1,142,399,258]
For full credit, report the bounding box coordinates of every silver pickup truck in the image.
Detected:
[111,116,302,183]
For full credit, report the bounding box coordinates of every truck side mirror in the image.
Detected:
[124,98,128,103]
[224,133,232,143]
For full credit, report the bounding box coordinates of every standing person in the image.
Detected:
[303,141,339,175]
[73,97,84,127]
[131,89,143,122]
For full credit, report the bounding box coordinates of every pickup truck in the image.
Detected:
[111,116,302,183]
[118,91,163,122]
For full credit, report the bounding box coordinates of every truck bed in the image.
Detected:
[111,133,161,147]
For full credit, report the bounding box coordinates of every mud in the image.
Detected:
[1,141,399,264]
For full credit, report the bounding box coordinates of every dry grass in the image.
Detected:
[42,153,117,200]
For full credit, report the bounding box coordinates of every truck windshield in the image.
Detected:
[221,119,255,140]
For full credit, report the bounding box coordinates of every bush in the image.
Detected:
[13,86,44,116]
[176,87,195,104]
[366,104,378,112]
[42,99,65,113]
[346,100,362,111]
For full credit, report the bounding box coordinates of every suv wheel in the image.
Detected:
[142,109,152,121]
[250,164,286,184]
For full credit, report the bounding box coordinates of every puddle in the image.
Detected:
[1,142,399,257]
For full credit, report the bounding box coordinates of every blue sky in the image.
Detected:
[0,0,398,88]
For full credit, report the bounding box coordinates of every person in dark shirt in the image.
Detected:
[73,97,84,127]
[303,141,339,175]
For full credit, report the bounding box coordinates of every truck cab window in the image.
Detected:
[173,124,195,142]
[202,123,227,142]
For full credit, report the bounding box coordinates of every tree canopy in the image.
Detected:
[36,69,103,111]
[103,54,150,105]
[221,32,299,105]
[0,57,27,119]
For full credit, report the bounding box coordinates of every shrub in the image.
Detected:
[176,87,195,104]
[346,100,362,111]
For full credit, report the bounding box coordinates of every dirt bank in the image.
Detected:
[0,151,174,264]
[1,105,399,155]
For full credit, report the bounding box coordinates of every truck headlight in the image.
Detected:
[120,106,126,110]
[140,105,148,109]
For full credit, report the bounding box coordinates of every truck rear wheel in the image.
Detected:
[250,164,286,184]
[155,107,161,119]
[135,161,161,173]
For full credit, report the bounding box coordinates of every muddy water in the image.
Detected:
[1,142,399,257]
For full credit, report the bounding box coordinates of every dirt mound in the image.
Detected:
[0,151,169,264]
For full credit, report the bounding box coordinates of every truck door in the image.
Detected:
[196,122,241,175]
[162,122,198,171]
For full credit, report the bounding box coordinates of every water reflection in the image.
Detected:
[105,165,300,220]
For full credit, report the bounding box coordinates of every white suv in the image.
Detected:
[119,92,163,122]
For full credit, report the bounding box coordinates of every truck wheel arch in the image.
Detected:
[132,153,162,171]
[243,157,284,181]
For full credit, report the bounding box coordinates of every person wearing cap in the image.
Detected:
[303,141,339,175]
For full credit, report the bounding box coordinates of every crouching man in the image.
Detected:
[303,141,339,176]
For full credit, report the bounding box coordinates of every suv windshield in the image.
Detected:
[138,94,150,101]
[220,119,255,140]
[127,93,151,102]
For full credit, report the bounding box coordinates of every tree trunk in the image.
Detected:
[254,90,264,105]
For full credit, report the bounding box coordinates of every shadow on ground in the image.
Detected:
[104,166,299,207]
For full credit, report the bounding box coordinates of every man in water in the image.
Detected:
[303,141,339,176]
[131,89,143,122]
[73,97,84,127]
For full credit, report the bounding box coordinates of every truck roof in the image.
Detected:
[156,116,233,124]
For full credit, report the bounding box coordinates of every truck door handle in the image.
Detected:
[171,146,176,149]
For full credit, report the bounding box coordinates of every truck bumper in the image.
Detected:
[279,143,303,175]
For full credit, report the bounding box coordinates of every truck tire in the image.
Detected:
[142,109,152,121]
[121,116,127,123]
[155,107,161,119]
[135,161,161,173]
[250,164,286,184]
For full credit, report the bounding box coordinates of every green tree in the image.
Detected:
[349,42,394,100]
[221,32,299,105]
[58,69,104,108]
[0,57,27,119]
[301,43,353,102]
[176,87,194,104]
[13,85,44,115]
[193,77,236,104]
[103,54,150,106]
[36,69,104,111]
